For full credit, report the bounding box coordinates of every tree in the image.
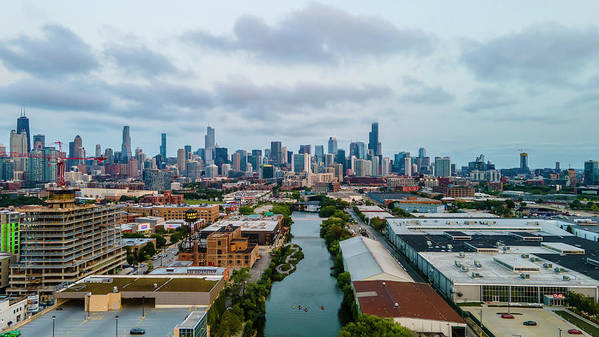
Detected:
[506,199,515,209]
[239,206,254,215]
[151,234,167,248]
[339,314,414,337]
[215,310,242,337]
[319,205,337,218]
[371,217,386,232]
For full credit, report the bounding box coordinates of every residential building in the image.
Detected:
[205,226,259,268]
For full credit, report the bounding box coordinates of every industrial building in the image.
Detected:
[8,189,126,303]
[386,218,599,305]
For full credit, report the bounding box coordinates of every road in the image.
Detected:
[345,208,425,283]
[153,245,179,268]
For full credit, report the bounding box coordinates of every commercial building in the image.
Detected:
[434,157,451,177]
[126,204,220,223]
[386,218,599,305]
[174,311,208,337]
[584,160,599,185]
[8,189,126,302]
[0,296,28,331]
[388,196,445,213]
[77,188,157,201]
[122,238,157,256]
[204,225,259,268]
[143,169,173,191]
[55,274,225,310]
[138,190,184,205]
[201,214,282,246]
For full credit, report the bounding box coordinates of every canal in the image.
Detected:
[263,212,343,337]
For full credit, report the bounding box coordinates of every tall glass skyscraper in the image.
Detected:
[16,110,30,153]
[121,126,131,163]
[160,133,167,159]
[368,122,381,156]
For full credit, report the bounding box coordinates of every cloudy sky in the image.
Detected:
[0,1,598,168]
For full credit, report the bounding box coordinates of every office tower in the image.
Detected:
[299,145,311,155]
[283,147,289,164]
[135,148,146,171]
[8,189,125,301]
[250,150,262,172]
[315,145,324,163]
[355,159,372,177]
[184,145,192,159]
[293,153,311,173]
[368,122,381,156]
[336,149,346,173]
[328,137,338,155]
[350,142,366,160]
[236,150,248,172]
[205,127,215,163]
[418,147,426,158]
[382,157,391,176]
[16,110,30,153]
[160,133,167,160]
[555,162,560,172]
[177,148,186,174]
[0,158,15,181]
[214,148,228,174]
[121,126,131,163]
[0,145,5,156]
[584,161,599,185]
[95,144,101,157]
[372,156,380,177]
[33,134,45,150]
[324,154,335,167]
[520,152,529,173]
[434,157,452,177]
[222,163,232,177]
[232,152,241,171]
[404,157,412,176]
[28,147,59,183]
[270,141,282,165]
[186,161,202,180]
[393,152,410,173]
[262,164,275,179]
[104,148,114,164]
[205,164,218,178]
[67,135,83,169]
[9,130,28,173]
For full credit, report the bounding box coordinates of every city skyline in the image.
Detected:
[1,1,599,167]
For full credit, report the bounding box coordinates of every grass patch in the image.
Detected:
[184,199,223,205]
[555,310,599,337]
[158,278,218,292]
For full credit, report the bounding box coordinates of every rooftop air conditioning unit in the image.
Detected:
[521,254,529,258]
[520,273,530,279]
[563,275,571,281]
[458,252,465,258]
[474,261,482,268]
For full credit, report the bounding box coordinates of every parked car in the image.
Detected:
[568,329,583,335]
[501,313,515,319]
[0,331,21,337]
[523,321,537,326]
[130,328,146,335]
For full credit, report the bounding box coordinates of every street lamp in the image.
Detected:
[52,315,55,337]
[559,328,562,337]
[142,296,145,318]
[115,315,119,337]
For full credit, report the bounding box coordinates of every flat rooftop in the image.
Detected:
[202,215,281,232]
[122,238,155,246]
[419,251,599,287]
[61,276,218,295]
[150,266,226,276]
[18,303,193,337]
[412,212,499,218]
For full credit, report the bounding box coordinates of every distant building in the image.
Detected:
[328,137,338,155]
[16,111,30,153]
[434,157,451,177]
[520,152,530,174]
[143,169,172,191]
[584,160,599,185]
[160,133,167,160]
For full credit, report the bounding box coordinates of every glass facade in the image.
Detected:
[177,313,207,337]
[482,286,568,303]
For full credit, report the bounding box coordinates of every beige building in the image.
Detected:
[9,189,126,303]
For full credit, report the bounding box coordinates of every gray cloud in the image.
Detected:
[400,77,454,104]
[464,88,517,112]
[182,3,436,64]
[462,23,599,85]
[0,25,98,77]
[104,43,178,76]
[215,78,391,118]
[0,78,111,111]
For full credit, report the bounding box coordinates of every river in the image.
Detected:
[263,212,343,337]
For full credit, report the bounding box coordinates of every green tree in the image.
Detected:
[339,314,414,337]
[151,234,167,248]
[319,205,337,218]
[506,199,516,209]
[215,310,242,337]
[371,217,386,232]
[239,206,254,215]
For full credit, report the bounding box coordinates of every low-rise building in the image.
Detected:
[174,311,207,337]
[139,191,184,205]
[205,226,259,268]
[201,215,282,246]
[122,238,157,256]
[126,204,220,223]
[0,296,28,331]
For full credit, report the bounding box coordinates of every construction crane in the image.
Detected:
[3,141,105,187]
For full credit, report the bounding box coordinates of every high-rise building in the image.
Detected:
[434,157,451,177]
[214,147,228,173]
[555,162,561,172]
[231,152,241,171]
[315,145,324,163]
[418,147,426,158]
[160,133,167,160]
[299,145,311,155]
[328,137,338,155]
[8,189,125,301]
[382,157,391,176]
[16,111,30,153]
[9,130,28,173]
[262,164,274,179]
[393,152,410,173]
[186,161,202,180]
[293,153,311,173]
[205,127,215,163]
[270,141,282,165]
[105,148,114,164]
[520,153,529,174]
[350,142,366,160]
[336,149,346,173]
[368,122,381,156]
[184,145,192,159]
[404,157,412,176]
[33,134,45,150]
[0,158,15,181]
[236,150,248,172]
[68,135,83,169]
[250,149,262,172]
[95,144,101,157]
[177,148,186,174]
[584,160,599,185]
[324,154,335,167]
[143,169,172,190]
[121,126,131,163]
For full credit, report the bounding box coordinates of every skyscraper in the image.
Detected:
[160,133,167,159]
[16,110,30,153]
[520,153,529,174]
[584,160,599,185]
[328,137,338,155]
[418,147,426,158]
[10,130,28,172]
[184,145,192,159]
[95,144,102,157]
[205,127,215,163]
[299,145,311,155]
[270,141,282,165]
[315,145,324,163]
[434,157,451,177]
[121,126,131,163]
[350,142,366,160]
[368,122,381,156]
[293,153,311,173]
[33,134,45,150]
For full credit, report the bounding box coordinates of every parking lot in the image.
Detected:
[464,306,591,337]
[18,303,193,337]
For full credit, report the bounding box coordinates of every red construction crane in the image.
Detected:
[2,141,105,187]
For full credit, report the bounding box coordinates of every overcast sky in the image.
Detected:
[0,1,598,169]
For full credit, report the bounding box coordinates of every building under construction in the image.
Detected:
[8,188,125,303]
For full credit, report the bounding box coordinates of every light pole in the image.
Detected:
[559,328,562,337]
[142,296,145,318]
[52,315,55,337]
[115,315,119,337]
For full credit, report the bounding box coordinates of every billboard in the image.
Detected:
[137,223,150,231]
[166,223,181,229]
[27,295,39,312]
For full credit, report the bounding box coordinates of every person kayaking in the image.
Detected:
[320,305,324,310]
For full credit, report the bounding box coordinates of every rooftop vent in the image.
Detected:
[474,261,482,268]
[520,273,530,279]
[563,275,571,281]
